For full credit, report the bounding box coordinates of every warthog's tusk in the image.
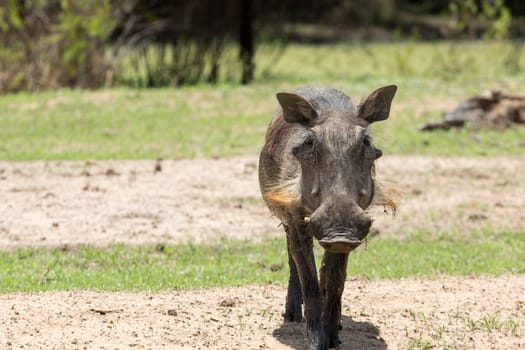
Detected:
[304,216,311,223]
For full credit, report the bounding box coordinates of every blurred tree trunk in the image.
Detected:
[239,0,254,84]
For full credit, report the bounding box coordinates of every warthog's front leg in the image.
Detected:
[284,225,303,322]
[287,225,327,350]
[320,252,349,348]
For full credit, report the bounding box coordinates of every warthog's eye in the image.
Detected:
[292,134,316,158]
[362,135,382,160]
[363,135,378,160]
[303,136,314,148]
[363,135,372,147]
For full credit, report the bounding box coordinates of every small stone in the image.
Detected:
[167,309,177,316]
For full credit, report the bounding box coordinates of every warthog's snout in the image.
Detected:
[308,197,373,253]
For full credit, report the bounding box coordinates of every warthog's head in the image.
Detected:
[276,86,397,253]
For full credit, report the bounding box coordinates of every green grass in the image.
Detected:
[1,230,523,292]
[0,87,271,160]
[1,41,525,160]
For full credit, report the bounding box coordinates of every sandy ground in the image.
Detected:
[1,275,523,349]
[0,155,523,249]
[0,155,524,349]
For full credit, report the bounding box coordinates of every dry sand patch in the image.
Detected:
[1,275,523,349]
[0,155,523,249]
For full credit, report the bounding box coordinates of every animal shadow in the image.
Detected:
[273,315,387,350]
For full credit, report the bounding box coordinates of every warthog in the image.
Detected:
[258,85,397,349]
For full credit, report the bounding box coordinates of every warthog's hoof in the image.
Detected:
[318,231,362,253]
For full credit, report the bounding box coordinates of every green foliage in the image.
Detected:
[117,41,227,88]
[449,0,511,39]
[5,0,22,29]
[53,0,115,85]
[0,0,117,92]
[0,230,523,292]
[0,0,523,92]
[481,0,512,39]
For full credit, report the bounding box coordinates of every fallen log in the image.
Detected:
[419,90,525,131]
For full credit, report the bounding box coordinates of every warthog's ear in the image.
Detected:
[276,92,318,125]
[358,85,397,124]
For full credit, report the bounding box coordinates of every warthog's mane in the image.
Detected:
[370,181,399,215]
[262,177,301,207]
